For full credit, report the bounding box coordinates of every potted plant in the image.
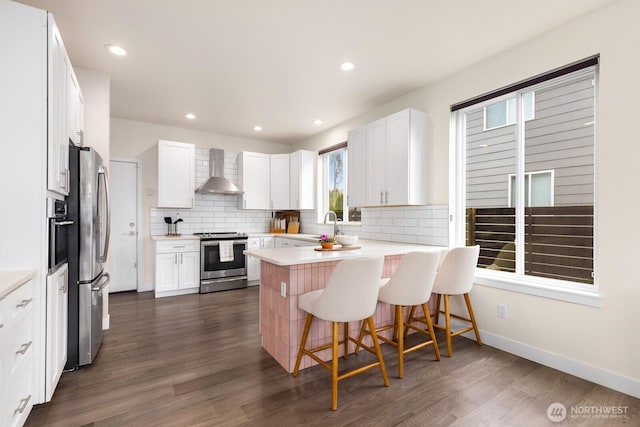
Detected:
[319,234,335,249]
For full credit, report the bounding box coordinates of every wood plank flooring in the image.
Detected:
[27,287,638,426]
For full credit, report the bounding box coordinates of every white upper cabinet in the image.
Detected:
[347,127,366,208]
[157,140,195,208]
[290,150,317,210]
[349,108,428,207]
[270,154,290,210]
[47,15,70,196]
[365,117,387,205]
[238,151,270,209]
[67,70,84,146]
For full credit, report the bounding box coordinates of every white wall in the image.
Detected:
[110,118,291,291]
[293,0,640,396]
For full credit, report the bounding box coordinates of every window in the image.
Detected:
[319,144,361,223]
[484,91,535,130]
[508,170,554,207]
[452,58,597,290]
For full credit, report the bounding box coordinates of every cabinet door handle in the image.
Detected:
[385,191,389,204]
[16,298,33,308]
[14,395,31,415]
[380,191,384,204]
[244,200,247,209]
[173,245,186,248]
[180,253,183,264]
[0,323,4,329]
[16,341,32,355]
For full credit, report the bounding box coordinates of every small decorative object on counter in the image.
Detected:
[319,234,335,250]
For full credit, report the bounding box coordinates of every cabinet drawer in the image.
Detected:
[0,280,33,333]
[3,314,34,385]
[156,240,199,254]
[3,362,33,427]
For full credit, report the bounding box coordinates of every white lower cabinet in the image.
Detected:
[247,236,276,284]
[155,239,200,298]
[45,264,68,401]
[0,277,35,427]
[247,238,260,283]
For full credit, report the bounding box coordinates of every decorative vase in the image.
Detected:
[321,242,334,250]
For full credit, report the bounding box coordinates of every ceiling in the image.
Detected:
[16,0,615,144]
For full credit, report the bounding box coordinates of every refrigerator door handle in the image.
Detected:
[98,166,111,263]
[91,272,110,292]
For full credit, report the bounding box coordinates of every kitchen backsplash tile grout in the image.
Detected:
[150,147,449,245]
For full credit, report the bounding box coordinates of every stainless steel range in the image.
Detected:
[195,232,248,293]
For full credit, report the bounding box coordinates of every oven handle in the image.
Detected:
[201,240,248,247]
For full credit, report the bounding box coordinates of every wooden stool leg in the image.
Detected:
[435,293,442,325]
[331,321,339,411]
[422,303,441,361]
[464,293,482,346]
[444,294,452,357]
[396,305,404,378]
[354,320,367,353]
[293,313,313,376]
[367,317,390,387]
[404,306,416,338]
[343,322,349,359]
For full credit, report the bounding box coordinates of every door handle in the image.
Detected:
[91,273,110,291]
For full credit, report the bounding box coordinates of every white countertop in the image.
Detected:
[0,270,36,300]
[247,233,319,242]
[151,234,200,241]
[244,239,445,266]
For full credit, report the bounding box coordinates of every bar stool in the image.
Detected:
[410,245,481,357]
[357,251,441,378]
[292,256,389,411]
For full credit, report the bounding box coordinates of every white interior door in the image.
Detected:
[109,159,138,292]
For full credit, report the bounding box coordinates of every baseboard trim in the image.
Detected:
[451,319,640,399]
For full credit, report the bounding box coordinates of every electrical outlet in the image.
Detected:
[497,304,507,318]
[280,281,286,297]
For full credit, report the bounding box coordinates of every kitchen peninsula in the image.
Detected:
[245,239,445,372]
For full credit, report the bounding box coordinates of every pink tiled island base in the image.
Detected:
[259,255,436,373]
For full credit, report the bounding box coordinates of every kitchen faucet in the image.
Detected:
[323,211,341,237]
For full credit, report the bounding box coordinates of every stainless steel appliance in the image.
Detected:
[47,198,72,273]
[195,232,248,292]
[67,145,111,369]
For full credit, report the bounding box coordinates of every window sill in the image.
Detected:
[474,270,603,308]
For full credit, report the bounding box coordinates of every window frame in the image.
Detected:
[317,145,360,224]
[483,91,535,131]
[507,170,555,207]
[450,65,601,307]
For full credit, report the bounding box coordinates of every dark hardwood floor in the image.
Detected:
[27,287,638,426]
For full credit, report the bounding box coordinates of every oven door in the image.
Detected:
[200,240,248,280]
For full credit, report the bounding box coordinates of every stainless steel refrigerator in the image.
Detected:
[67,145,111,369]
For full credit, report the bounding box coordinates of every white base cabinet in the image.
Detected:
[155,240,200,298]
[45,264,68,401]
[0,277,35,427]
[247,237,275,284]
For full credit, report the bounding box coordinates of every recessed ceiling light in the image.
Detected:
[105,44,127,56]
[253,125,263,131]
[340,61,354,71]
[185,113,196,120]
[313,119,323,126]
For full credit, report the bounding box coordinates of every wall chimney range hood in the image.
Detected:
[196,149,243,194]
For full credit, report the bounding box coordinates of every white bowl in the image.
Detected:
[336,235,358,246]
